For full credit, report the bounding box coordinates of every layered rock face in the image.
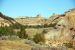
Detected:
[44,9,75,46]
[65,9,75,28]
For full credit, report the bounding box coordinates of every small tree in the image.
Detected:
[42,29,47,34]
[43,23,48,28]
[17,26,28,39]
[33,33,45,43]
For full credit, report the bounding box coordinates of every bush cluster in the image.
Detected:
[33,33,45,43]
[63,42,73,48]
[17,26,28,39]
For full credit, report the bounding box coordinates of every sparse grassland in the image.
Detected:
[0,40,32,50]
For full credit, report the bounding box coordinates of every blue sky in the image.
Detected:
[0,0,75,18]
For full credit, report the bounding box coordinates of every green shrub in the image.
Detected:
[48,23,57,27]
[17,27,28,39]
[0,26,15,36]
[33,33,45,43]
[42,29,47,34]
[63,43,73,48]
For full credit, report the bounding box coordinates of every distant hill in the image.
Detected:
[15,15,46,26]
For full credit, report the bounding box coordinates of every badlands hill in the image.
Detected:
[44,8,75,46]
[0,12,17,27]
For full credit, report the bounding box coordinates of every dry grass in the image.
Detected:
[0,40,32,50]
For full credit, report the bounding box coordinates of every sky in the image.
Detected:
[0,0,75,18]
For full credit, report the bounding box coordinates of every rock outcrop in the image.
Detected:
[44,8,75,46]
